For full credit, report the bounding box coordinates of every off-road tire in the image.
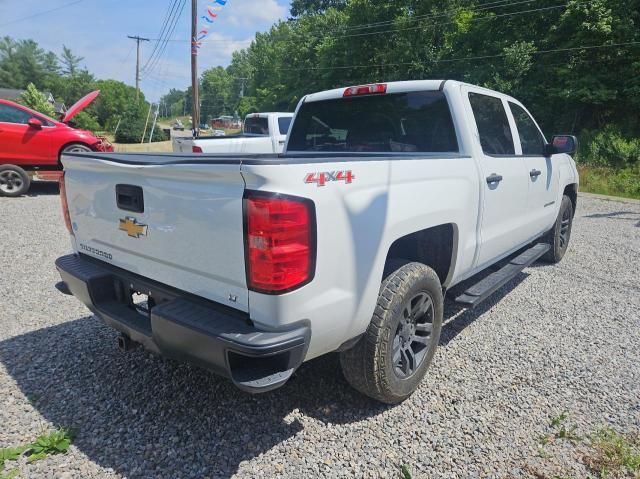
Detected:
[340,262,443,404]
[541,194,574,263]
[0,165,30,197]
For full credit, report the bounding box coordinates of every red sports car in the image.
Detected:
[0,90,113,197]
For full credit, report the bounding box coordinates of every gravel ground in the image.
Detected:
[1,184,639,479]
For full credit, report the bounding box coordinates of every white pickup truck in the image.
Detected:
[172,112,293,154]
[55,80,578,403]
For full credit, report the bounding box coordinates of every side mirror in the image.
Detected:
[27,117,43,129]
[545,135,578,156]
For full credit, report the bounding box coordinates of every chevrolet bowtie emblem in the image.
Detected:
[119,217,148,238]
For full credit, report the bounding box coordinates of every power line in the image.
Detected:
[317,0,538,34]
[0,0,86,27]
[318,2,587,42]
[268,41,640,71]
[146,0,547,44]
[142,0,186,77]
[141,0,181,72]
[151,40,640,99]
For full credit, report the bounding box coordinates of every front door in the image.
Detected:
[507,101,560,237]
[0,103,52,165]
[465,90,531,268]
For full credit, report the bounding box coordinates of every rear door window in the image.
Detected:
[468,93,515,155]
[509,102,546,155]
[287,91,458,153]
[278,117,292,135]
[244,117,269,135]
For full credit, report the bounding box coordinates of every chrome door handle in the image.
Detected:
[530,169,542,178]
[486,174,503,184]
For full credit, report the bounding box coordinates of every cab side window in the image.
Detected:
[0,104,32,124]
[468,93,515,155]
[509,102,546,155]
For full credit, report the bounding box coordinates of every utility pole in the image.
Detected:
[190,0,200,137]
[149,104,160,144]
[236,77,248,98]
[127,35,150,101]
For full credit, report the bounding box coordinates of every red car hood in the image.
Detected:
[62,90,100,123]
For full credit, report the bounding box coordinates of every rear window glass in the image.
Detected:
[468,93,515,155]
[287,91,458,153]
[244,117,269,135]
[278,116,292,135]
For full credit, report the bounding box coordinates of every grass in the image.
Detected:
[577,165,640,200]
[0,428,72,473]
[532,414,639,479]
[538,412,582,445]
[584,428,640,478]
[400,464,412,478]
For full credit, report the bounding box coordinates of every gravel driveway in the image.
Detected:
[1,185,639,478]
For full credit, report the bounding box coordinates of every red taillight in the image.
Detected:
[192,145,203,153]
[343,83,387,97]
[59,172,74,236]
[245,193,315,293]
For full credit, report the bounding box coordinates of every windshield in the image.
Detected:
[287,91,458,153]
[244,116,269,135]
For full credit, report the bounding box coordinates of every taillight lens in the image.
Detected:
[59,172,74,236]
[343,83,387,97]
[192,145,203,153]
[245,192,315,293]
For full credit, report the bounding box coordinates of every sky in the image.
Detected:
[0,0,291,101]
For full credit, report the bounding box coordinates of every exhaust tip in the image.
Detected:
[117,334,136,352]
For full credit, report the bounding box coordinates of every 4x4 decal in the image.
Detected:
[304,170,355,187]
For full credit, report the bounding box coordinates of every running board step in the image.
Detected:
[455,243,550,307]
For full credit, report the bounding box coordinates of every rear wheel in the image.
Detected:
[340,262,443,404]
[542,194,574,263]
[0,165,30,197]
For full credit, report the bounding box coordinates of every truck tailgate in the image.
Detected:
[62,153,248,311]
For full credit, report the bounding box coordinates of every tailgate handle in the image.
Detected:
[116,184,144,213]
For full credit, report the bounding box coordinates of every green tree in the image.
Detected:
[159,88,186,118]
[237,96,258,118]
[92,79,141,130]
[199,66,235,122]
[0,37,59,90]
[290,0,347,17]
[59,45,83,77]
[115,102,166,143]
[19,83,56,118]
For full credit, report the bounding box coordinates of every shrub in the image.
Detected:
[578,127,640,168]
[115,104,167,143]
[69,111,100,132]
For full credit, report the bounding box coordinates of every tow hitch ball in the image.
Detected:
[117,334,137,352]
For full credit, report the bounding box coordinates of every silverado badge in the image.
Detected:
[119,217,148,238]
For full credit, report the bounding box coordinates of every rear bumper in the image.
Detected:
[55,254,310,393]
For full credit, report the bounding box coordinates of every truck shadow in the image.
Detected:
[26,181,59,197]
[0,272,526,478]
[0,317,387,478]
[441,271,528,347]
[584,210,640,227]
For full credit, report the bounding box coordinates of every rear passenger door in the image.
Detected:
[466,90,531,268]
[508,102,560,237]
